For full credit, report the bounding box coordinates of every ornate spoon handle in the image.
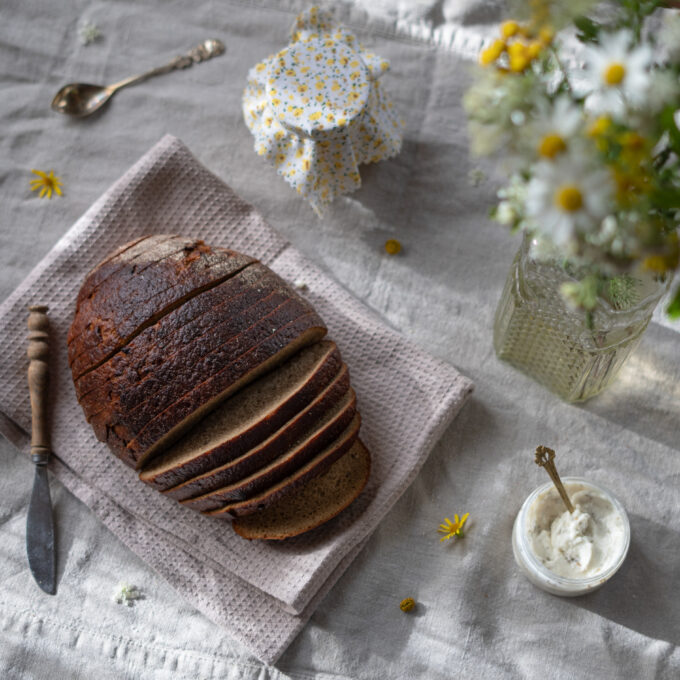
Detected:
[27,305,51,465]
[535,445,574,513]
[109,39,226,91]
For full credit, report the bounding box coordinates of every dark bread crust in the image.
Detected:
[72,235,171,304]
[187,407,359,513]
[75,265,297,415]
[139,342,343,491]
[84,301,325,466]
[203,414,361,518]
[70,235,200,368]
[68,235,256,379]
[232,439,371,540]
[162,364,351,500]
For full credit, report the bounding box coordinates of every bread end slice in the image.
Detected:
[232,439,371,541]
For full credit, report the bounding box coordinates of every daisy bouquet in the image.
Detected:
[465,0,680,318]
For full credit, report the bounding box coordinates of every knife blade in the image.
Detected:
[26,305,56,595]
[26,463,55,593]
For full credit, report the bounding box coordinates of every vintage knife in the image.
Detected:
[26,305,56,595]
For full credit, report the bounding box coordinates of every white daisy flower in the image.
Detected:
[578,30,652,118]
[530,96,583,160]
[525,152,614,249]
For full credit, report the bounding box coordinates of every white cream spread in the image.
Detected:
[526,482,626,579]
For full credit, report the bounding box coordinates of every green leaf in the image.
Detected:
[660,105,680,154]
[667,286,680,319]
[574,15,600,43]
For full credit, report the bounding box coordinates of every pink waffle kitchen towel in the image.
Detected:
[0,135,473,664]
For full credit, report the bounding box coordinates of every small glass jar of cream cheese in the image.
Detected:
[512,477,630,596]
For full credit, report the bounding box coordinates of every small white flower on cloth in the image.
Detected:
[113,583,144,606]
[78,20,102,46]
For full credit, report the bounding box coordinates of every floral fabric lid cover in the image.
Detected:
[243,6,404,215]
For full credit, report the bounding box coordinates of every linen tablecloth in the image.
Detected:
[2,0,679,678]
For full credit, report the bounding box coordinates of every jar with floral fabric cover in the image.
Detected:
[465,4,680,402]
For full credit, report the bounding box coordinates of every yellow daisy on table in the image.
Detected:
[438,513,469,541]
[30,169,63,199]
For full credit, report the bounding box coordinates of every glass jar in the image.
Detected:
[512,477,630,597]
[494,236,670,402]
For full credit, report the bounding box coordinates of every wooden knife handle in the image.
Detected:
[27,305,51,465]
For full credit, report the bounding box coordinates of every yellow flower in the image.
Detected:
[438,513,469,541]
[309,111,322,121]
[384,238,402,255]
[538,26,554,46]
[507,42,530,72]
[30,169,63,199]
[501,20,520,38]
[479,39,505,66]
[400,597,416,612]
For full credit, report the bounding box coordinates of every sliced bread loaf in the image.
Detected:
[139,341,343,491]
[202,414,361,518]
[76,278,296,418]
[84,295,319,452]
[162,365,351,501]
[185,406,359,513]
[124,313,328,467]
[69,236,256,379]
[74,263,292,410]
[232,439,371,540]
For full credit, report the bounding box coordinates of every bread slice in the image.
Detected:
[85,293,321,450]
[232,439,371,540]
[189,410,360,515]
[139,341,343,491]
[163,367,352,501]
[69,236,256,380]
[75,266,299,414]
[125,315,328,468]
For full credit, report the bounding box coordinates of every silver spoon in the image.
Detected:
[51,38,225,117]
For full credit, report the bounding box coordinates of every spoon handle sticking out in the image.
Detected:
[108,38,226,91]
[534,445,575,513]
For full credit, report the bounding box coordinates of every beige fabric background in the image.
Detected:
[1,0,679,678]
